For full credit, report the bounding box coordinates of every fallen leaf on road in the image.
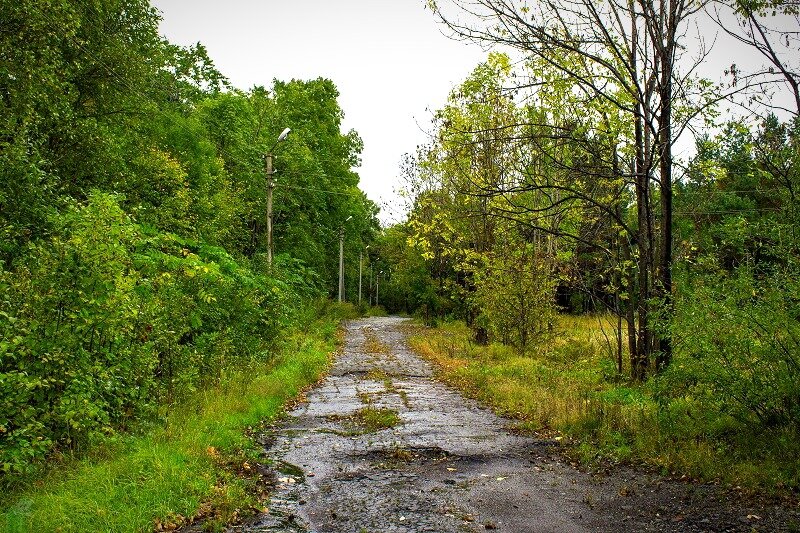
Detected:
[496,476,506,481]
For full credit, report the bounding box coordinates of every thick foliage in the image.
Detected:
[670,268,800,428]
[0,0,376,480]
[473,250,555,353]
[0,193,318,474]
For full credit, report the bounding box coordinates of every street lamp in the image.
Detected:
[265,127,291,266]
[338,215,352,303]
[368,263,373,306]
[376,270,383,307]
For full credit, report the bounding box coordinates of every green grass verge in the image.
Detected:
[0,316,341,533]
[409,317,800,496]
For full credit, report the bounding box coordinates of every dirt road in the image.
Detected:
[233,317,793,532]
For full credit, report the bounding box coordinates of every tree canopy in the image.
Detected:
[0,0,377,475]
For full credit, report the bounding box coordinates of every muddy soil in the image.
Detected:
[231,317,797,533]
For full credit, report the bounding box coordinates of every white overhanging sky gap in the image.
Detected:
[152,0,793,225]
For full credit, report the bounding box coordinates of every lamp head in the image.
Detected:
[278,127,291,142]
[345,215,353,222]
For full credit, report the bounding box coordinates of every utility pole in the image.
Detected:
[264,127,291,267]
[338,226,345,302]
[338,216,352,303]
[359,245,369,306]
[265,153,274,266]
[376,271,380,307]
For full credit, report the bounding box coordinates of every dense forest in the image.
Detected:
[0,0,377,477]
[1,0,799,525]
[373,0,800,489]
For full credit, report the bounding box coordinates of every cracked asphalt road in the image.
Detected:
[230,316,795,533]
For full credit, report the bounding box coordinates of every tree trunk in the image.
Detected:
[632,16,651,381]
[655,1,675,372]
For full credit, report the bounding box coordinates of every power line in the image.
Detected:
[673,207,784,215]
[278,183,366,198]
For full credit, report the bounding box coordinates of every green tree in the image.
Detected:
[427,0,730,376]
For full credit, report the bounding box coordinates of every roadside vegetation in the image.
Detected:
[1,306,346,532]
[374,0,799,497]
[410,315,800,495]
[1,0,376,529]
[2,0,799,527]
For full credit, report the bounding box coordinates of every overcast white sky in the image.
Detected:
[151,0,487,224]
[152,1,796,225]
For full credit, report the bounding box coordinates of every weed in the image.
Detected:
[366,368,390,382]
[374,446,415,470]
[388,446,414,462]
[397,389,411,409]
[362,328,390,355]
[364,369,410,409]
[355,407,401,432]
[326,407,401,436]
[357,391,373,405]
[409,317,800,495]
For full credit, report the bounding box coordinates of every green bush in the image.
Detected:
[670,266,800,428]
[0,193,319,476]
[473,249,555,353]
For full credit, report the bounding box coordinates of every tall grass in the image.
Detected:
[409,316,800,495]
[0,314,343,533]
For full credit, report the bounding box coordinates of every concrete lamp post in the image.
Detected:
[338,215,353,302]
[359,245,369,306]
[264,127,291,266]
[376,270,383,307]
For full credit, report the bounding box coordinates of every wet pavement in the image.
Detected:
[231,317,796,533]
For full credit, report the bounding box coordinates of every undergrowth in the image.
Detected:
[409,315,800,496]
[0,304,353,532]
[353,407,402,433]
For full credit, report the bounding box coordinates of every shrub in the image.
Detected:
[473,249,555,353]
[670,266,800,429]
[0,193,318,476]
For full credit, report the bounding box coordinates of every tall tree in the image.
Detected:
[426,0,717,377]
[0,0,225,261]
